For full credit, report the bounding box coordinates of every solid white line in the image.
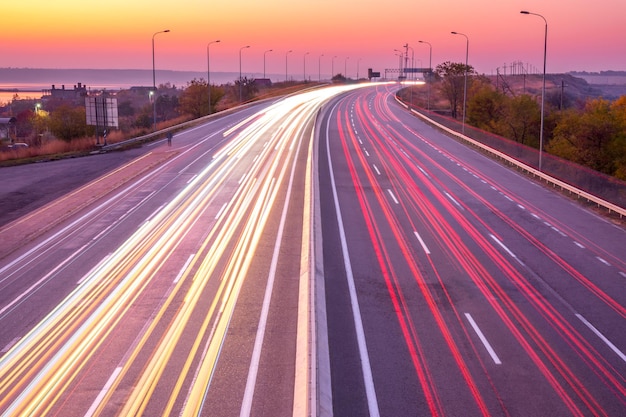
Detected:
[85,366,123,417]
[413,231,431,255]
[576,314,626,363]
[465,313,502,365]
[240,116,306,417]
[326,108,380,417]
[387,189,399,205]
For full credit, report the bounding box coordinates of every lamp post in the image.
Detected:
[303,52,309,82]
[418,40,432,110]
[264,49,273,79]
[451,31,469,134]
[207,39,220,115]
[521,10,547,171]
[318,54,324,82]
[239,45,250,102]
[331,56,337,80]
[357,58,362,80]
[285,50,293,82]
[344,56,349,79]
[152,29,170,131]
[405,43,415,80]
[394,48,403,78]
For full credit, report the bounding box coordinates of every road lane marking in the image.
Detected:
[240,115,307,417]
[373,164,381,175]
[215,203,228,220]
[387,189,399,205]
[85,366,123,417]
[596,257,611,267]
[413,231,431,255]
[444,192,462,209]
[0,242,89,317]
[465,313,502,365]
[326,106,381,417]
[1,337,20,355]
[489,234,524,266]
[576,314,626,363]
[174,254,195,284]
[574,241,585,249]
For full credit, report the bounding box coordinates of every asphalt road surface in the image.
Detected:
[0,83,624,416]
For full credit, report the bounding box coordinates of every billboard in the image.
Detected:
[85,97,119,128]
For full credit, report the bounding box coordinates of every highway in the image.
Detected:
[318,85,626,416]
[0,83,624,416]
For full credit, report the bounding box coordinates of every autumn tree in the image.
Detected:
[548,98,624,174]
[179,78,225,118]
[48,104,91,142]
[435,61,476,119]
[467,84,506,132]
[500,95,541,146]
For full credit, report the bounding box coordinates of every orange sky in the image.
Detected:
[3,0,626,79]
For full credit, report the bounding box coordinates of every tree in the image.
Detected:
[500,95,541,145]
[467,84,506,132]
[549,98,622,174]
[234,77,258,102]
[178,78,225,118]
[48,104,90,142]
[435,61,476,119]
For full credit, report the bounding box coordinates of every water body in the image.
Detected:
[0,68,278,104]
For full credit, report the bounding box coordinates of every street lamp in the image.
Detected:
[357,58,362,80]
[331,56,337,80]
[521,10,547,171]
[344,56,349,79]
[207,39,220,115]
[318,54,324,82]
[239,45,250,102]
[419,40,432,110]
[451,31,469,134]
[264,49,273,79]
[152,29,170,131]
[303,52,309,82]
[394,48,404,78]
[285,50,293,82]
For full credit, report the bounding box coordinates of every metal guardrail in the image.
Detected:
[395,96,626,218]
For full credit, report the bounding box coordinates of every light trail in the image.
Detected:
[328,85,624,416]
[0,82,383,416]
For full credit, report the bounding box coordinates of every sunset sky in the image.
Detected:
[3,0,625,80]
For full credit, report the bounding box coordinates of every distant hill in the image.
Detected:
[0,68,243,90]
[488,73,626,101]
